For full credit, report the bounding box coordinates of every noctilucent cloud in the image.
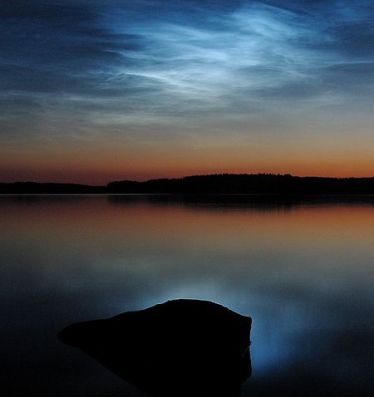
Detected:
[1,1,374,183]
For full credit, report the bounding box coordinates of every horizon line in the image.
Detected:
[2,172,374,187]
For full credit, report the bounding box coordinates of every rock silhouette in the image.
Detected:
[59,299,252,396]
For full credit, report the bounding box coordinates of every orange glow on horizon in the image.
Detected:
[1,138,374,184]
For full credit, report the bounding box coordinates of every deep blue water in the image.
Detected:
[1,195,373,396]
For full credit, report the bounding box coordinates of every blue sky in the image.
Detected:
[1,1,374,182]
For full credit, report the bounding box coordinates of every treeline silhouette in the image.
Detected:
[2,174,374,194]
[0,182,105,194]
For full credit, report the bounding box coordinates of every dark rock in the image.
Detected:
[59,299,252,396]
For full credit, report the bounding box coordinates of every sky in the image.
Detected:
[1,0,374,184]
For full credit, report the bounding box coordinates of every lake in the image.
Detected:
[1,195,373,396]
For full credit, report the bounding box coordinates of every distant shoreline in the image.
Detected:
[1,173,374,195]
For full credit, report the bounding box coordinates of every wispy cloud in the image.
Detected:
[1,0,374,146]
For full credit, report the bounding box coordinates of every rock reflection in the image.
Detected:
[59,299,252,396]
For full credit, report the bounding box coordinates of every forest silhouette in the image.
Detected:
[2,173,374,195]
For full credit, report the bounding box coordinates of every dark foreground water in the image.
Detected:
[1,195,373,397]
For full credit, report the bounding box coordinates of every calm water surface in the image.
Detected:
[1,196,373,396]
